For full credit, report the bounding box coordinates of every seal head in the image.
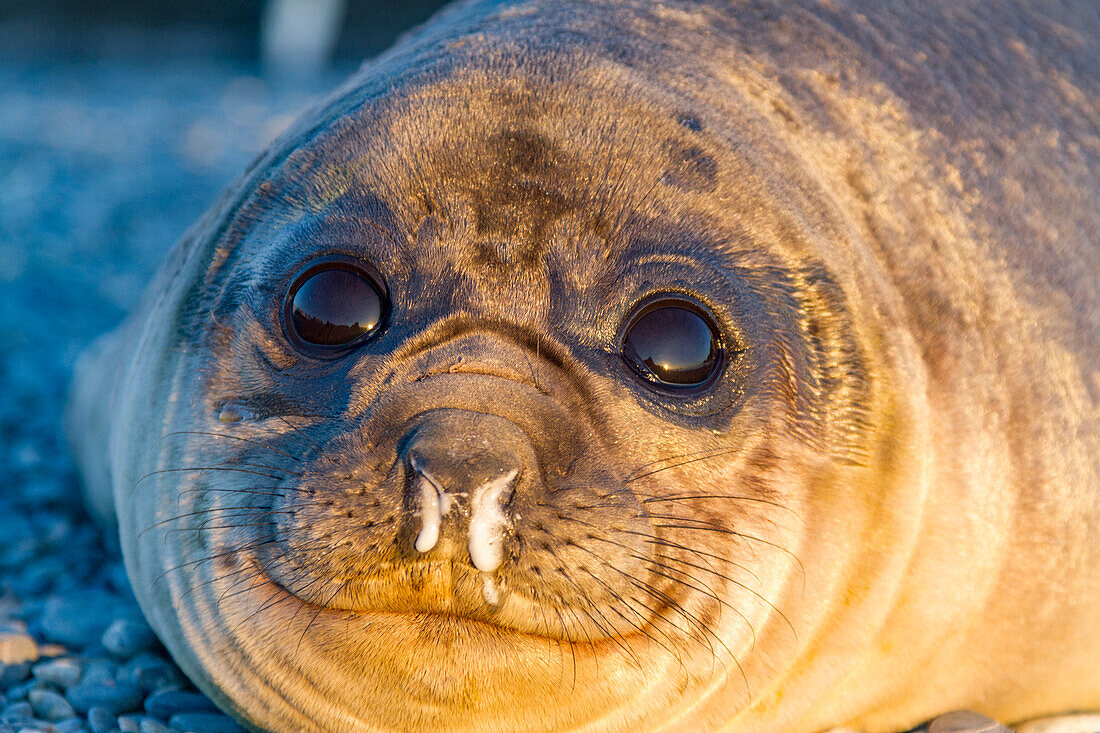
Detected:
[67,1,1100,731]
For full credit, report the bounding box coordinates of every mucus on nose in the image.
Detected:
[410,455,517,573]
[467,469,518,572]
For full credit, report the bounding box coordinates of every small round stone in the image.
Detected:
[117,714,142,733]
[119,655,185,694]
[0,661,32,690]
[66,680,143,715]
[28,688,75,721]
[31,659,81,689]
[87,706,118,733]
[143,690,218,719]
[139,717,171,733]
[102,619,156,659]
[927,711,1013,733]
[40,593,122,649]
[0,634,38,667]
[0,633,39,687]
[54,718,86,733]
[77,660,116,687]
[5,679,39,702]
[0,700,33,723]
[168,712,246,733]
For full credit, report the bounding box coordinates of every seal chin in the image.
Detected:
[171,541,694,733]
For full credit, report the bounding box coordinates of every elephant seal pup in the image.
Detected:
[67,0,1100,731]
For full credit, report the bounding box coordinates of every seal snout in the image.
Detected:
[401,409,530,575]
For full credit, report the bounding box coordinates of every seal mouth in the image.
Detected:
[243,552,654,648]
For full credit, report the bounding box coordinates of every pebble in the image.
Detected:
[0,634,38,666]
[0,634,39,688]
[118,655,185,694]
[139,717,171,733]
[143,691,218,719]
[11,563,62,599]
[168,712,246,733]
[117,714,142,733]
[0,701,32,723]
[27,690,74,722]
[118,714,175,733]
[5,680,40,702]
[30,660,80,690]
[54,719,86,733]
[40,593,132,649]
[0,514,37,567]
[66,680,143,716]
[78,661,115,688]
[0,663,32,691]
[102,619,157,659]
[86,706,117,733]
[926,710,1013,732]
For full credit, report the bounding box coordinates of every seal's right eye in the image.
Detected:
[285,260,386,351]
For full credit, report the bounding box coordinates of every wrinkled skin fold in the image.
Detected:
[67,1,1100,731]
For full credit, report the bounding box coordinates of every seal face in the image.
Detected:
[67,0,1100,731]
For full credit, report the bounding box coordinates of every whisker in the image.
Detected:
[179,486,312,500]
[162,517,293,538]
[640,494,802,522]
[157,431,303,463]
[274,415,325,453]
[642,554,757,651]
[296,580,350,653]
[645,518,805,575]
[138,502,313,541]
[130,466,297,496]
[625,449,738,483]
[154,537,286,590]
[650,548,796,641]
[626,446,743,477]
[639,535,762,588]
[548,605,578,691]
[573,559,685,668]
[554,567,642,670]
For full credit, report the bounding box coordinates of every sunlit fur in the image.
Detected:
[68,1,1100,732]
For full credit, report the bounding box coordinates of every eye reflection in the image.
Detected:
[286,263,385,349]
[622,299,722,388]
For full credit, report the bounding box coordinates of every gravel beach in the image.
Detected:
[0,33,348,732]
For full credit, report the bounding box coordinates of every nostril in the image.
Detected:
[409,454,453,554]
[409,450,518,570]
[467,469,518,572]
[400,409,532,568]
[412,472,442,553]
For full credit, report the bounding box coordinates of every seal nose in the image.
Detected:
[401,409,528,572]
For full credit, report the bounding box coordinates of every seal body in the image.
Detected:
[67,1,1100,731]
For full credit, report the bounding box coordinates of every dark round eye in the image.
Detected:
[285,260,386,350]
[621,298,722,389]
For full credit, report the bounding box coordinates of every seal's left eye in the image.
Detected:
[285,261,386,349]
[621,297,723,389]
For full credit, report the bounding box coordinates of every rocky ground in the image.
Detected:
[0,36,347,733]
